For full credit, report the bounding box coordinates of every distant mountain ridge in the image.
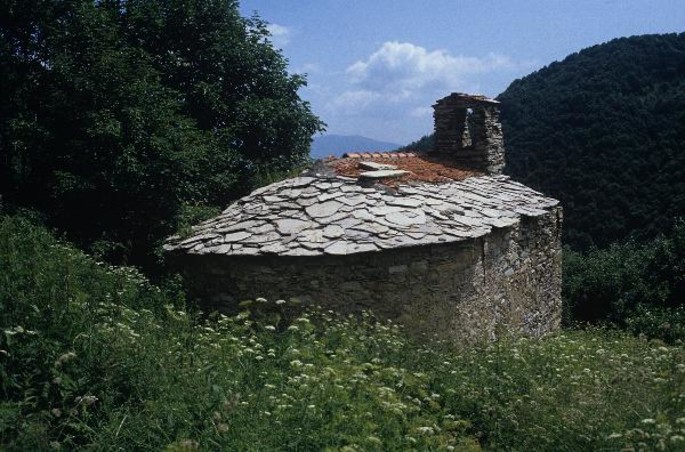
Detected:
[310,134,401,159]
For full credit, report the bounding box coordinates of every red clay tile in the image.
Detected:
[328,151,481,186]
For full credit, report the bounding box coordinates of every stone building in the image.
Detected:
[165,93,562,343]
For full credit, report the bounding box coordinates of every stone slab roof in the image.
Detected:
[434,92,500,105]
[164,174,559,257]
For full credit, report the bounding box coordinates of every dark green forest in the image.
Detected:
[0,0,324,270]
[500,33,685,250]
[402,33,685,251]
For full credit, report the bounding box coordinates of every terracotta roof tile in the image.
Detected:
[341,151,418,159]
[330,151,481,185]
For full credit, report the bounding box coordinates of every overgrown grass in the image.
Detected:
[2,215,685,450]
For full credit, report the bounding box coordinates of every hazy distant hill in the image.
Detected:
[310,134,401,159]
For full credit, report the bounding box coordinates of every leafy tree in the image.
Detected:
[499,33,685,249]
[563,219,685,340]
[396,133,433,153]
[122,0,323,192]
[0,0,324,270]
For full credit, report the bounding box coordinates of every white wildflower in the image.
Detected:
[75,395,98,406]
[55,352,77,366]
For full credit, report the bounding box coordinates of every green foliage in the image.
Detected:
[3,215,685,450]
[0,214,187,449]
[434,330,685,451]
[0,0,324,270]
[0,214,478,449]
[627,305,685,345]
[498,33,685,250]
[563,220,685,339]
[396,134,434,153]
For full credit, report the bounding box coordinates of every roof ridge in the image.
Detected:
[342,151,417,159]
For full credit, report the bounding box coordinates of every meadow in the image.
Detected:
[2,214,684,451]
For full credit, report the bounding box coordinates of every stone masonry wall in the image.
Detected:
[433,93,505,175]
[176,207,562,345]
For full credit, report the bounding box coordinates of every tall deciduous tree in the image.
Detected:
[0,0,324,269]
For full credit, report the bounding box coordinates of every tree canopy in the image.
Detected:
[0,0,324,268]
[499,33,685,249]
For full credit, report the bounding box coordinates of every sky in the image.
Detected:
[239,0,685,145]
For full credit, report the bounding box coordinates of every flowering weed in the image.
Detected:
[1,215,684,450]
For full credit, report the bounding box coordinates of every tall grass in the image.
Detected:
[2,214,684,450]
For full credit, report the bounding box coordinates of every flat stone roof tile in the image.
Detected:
[165,173,560,257]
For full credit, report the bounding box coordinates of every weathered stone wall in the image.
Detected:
[174,207,562,345]
[433,93,505,175]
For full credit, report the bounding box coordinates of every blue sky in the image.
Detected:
[239,0,685,144]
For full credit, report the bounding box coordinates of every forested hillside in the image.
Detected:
[500,33,685,249]
[401,33,685,250]
[0,0,323,270]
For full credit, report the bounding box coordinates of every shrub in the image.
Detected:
[563,219,685,341]
[0,0,324,271]
[0,215,477,449]
[2,214,684,450]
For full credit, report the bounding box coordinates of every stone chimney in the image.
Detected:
[432,93,504,175]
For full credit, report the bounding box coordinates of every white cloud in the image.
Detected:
[329,90,383,115]
[266,23,291,48]
[345,41,515,95]
[320,41,529,143]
